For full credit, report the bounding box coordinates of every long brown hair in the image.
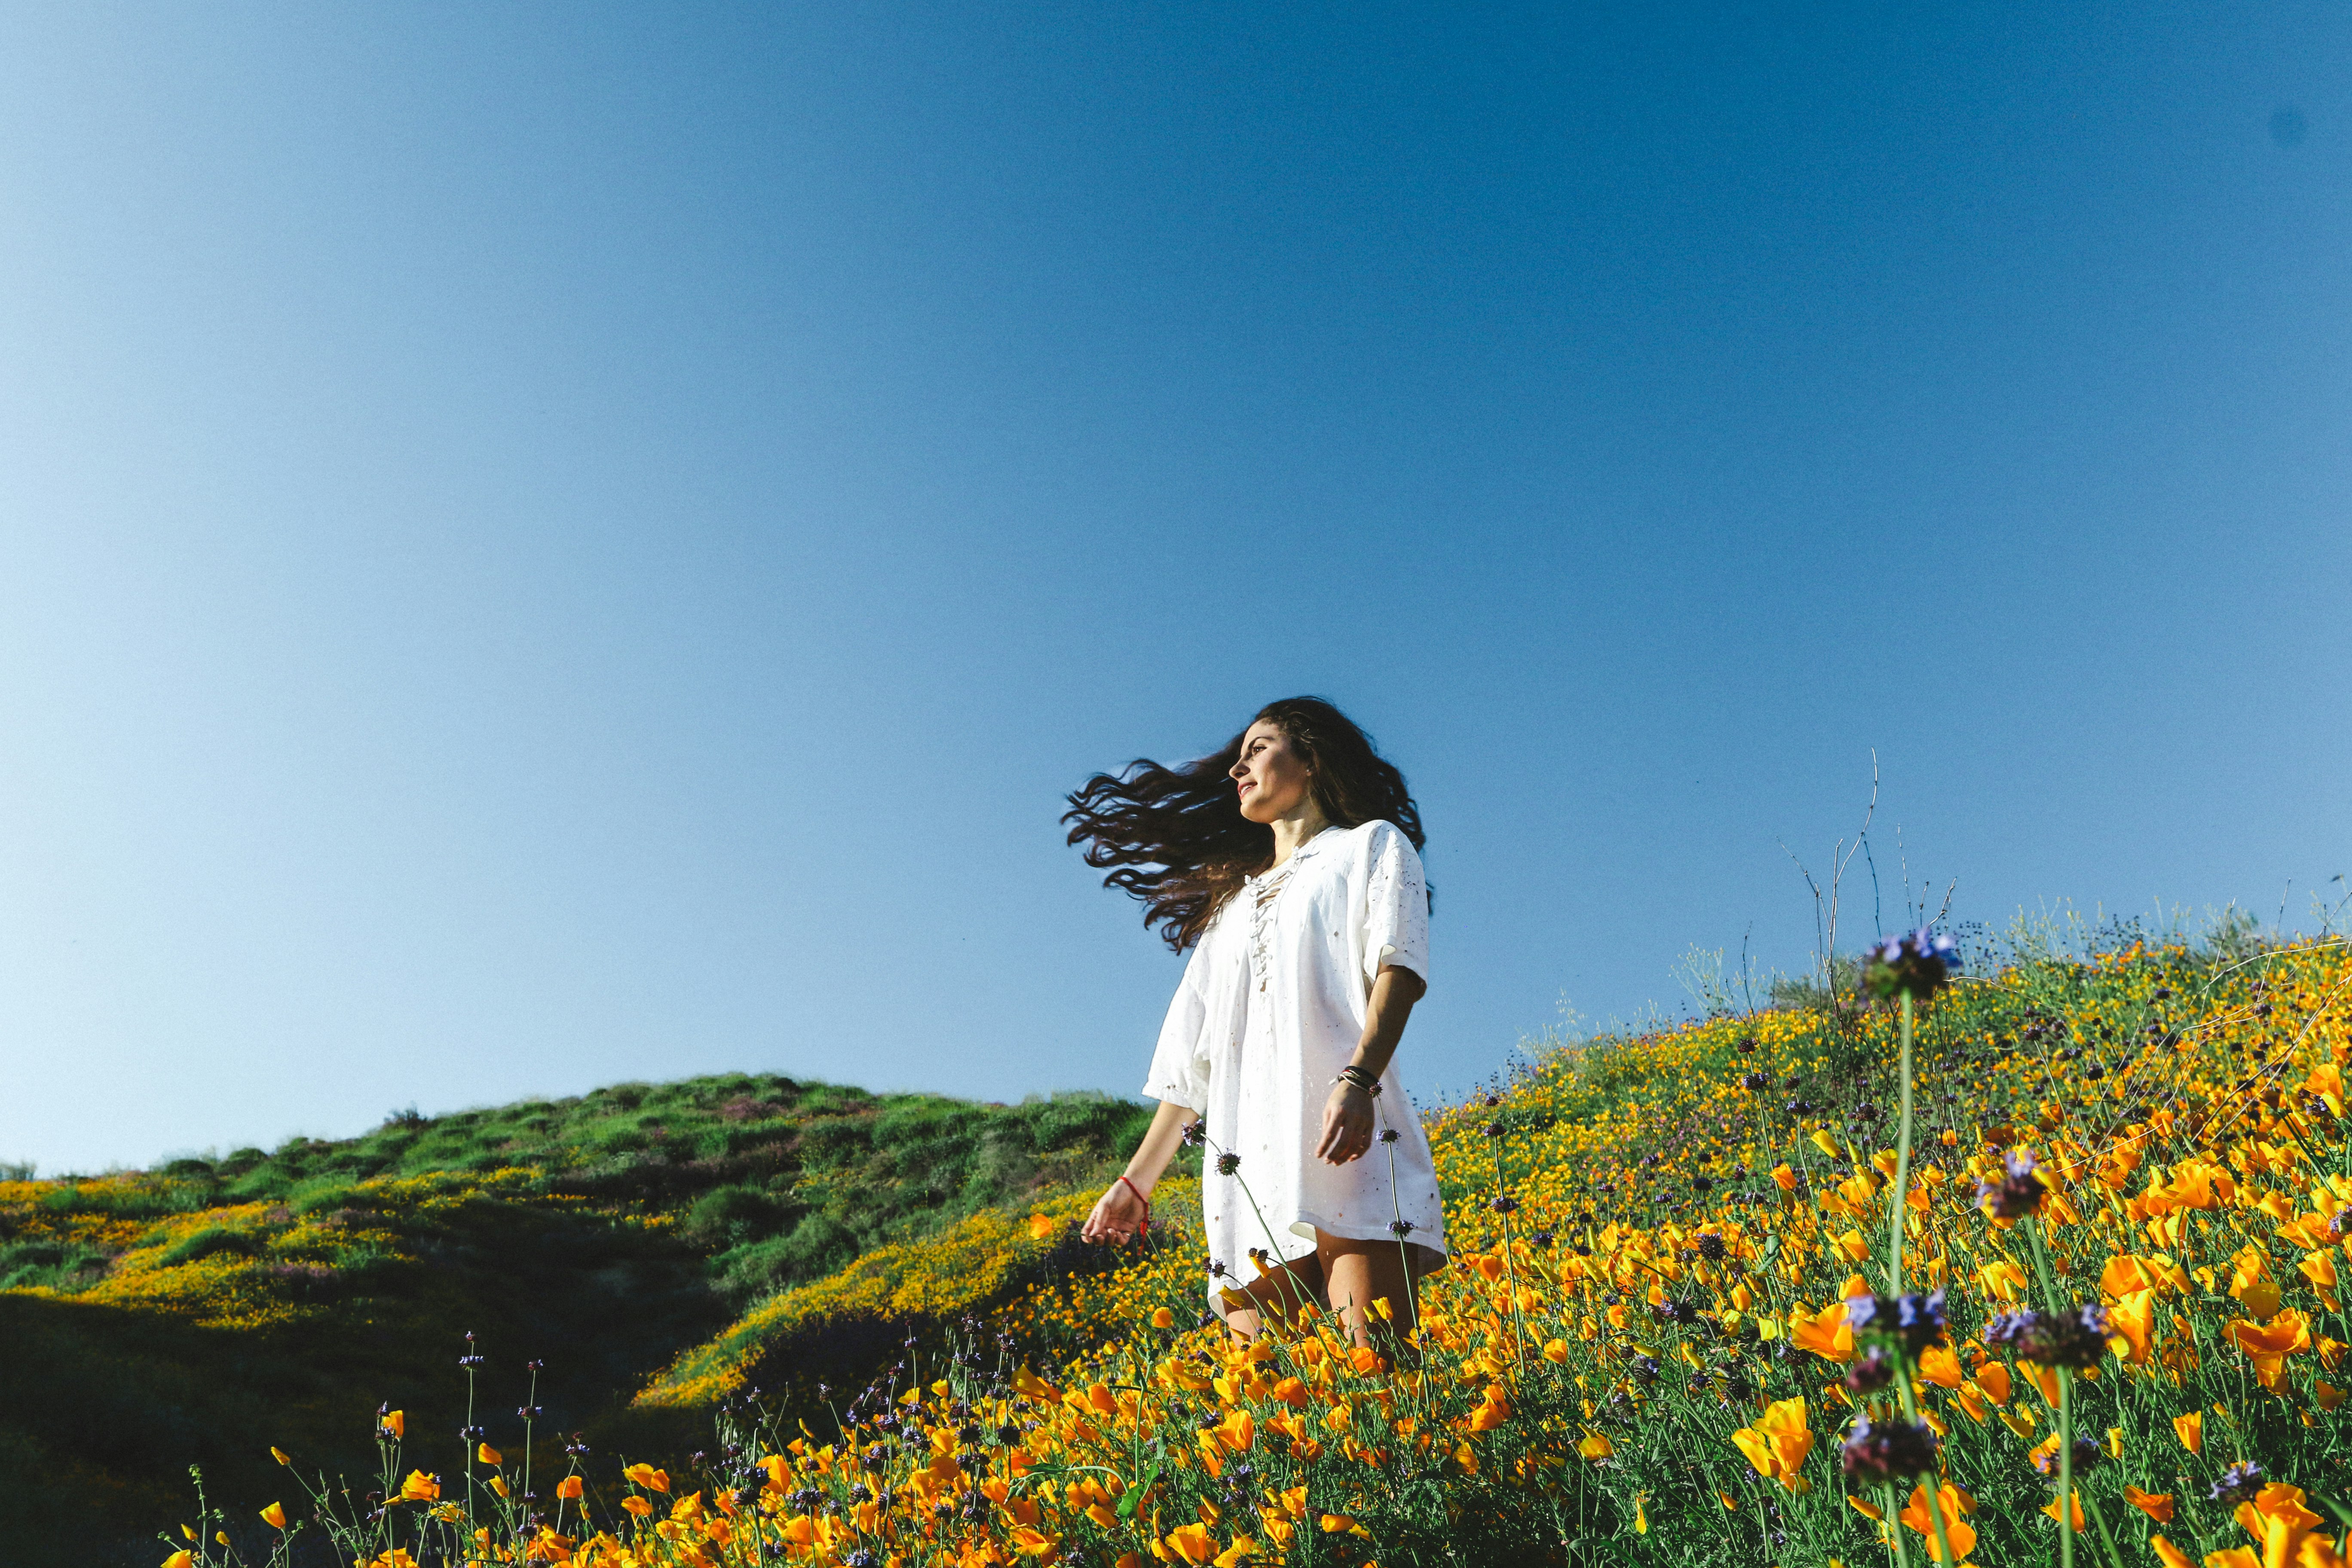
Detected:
[1063,697,1427,951]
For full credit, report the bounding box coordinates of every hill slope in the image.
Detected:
[228,926,2343,1568]
[0,1074,1163,1563]
[17,926,2352,1568]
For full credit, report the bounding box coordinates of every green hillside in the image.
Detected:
[15,928,2352,1568]
[0,1072,1167,1565]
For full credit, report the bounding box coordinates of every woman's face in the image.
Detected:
[1231,720,1316,824]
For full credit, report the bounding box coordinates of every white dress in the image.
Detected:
[1142,819,1449,1307]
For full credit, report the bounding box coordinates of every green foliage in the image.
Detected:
[710,1211,863,1303]
[19,1076,1157,1297]
[0,1238,115,1292]
[0,1073,1161,1564]
[0,1191,723,1567]
[152,1225,268,1268]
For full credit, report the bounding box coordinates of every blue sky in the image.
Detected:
[2,4,2346,1174]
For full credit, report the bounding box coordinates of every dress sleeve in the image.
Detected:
[1141,927,1218,1112]
[1362,822,1430,985]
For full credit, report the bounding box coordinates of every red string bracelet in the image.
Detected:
[1116,1175,1152,1238]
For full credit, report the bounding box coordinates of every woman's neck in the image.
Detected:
[1267,804,1332,868]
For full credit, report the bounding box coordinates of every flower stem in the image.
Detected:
[1887,992,1917,1296]
[2058,1366,2075,1568]
[1894,1361,1960,1568]
[463,1348,478,1522]
[2022,1214,2062,1314]
[520,1364,536,1547]
[1384,1130,1422,1354]
[1491,1133,1528,1375]
[1221,1138,1312,1329]
[2083,1483,2129,1568]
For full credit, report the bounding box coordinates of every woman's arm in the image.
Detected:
[1315,963,1427,1164]
[1081,1098,1196,1242]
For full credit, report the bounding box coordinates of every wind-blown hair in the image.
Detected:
[1064,697,1426,952]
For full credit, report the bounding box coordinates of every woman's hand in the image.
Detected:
[1083,1103,1191,1244]
[1081,1178,1150,1243]
[1317,966,1418,1167]
[1316,1081,1375,1164]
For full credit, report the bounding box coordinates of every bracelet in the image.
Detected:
[1335,1065,1382,1096]
[1115,1175,1152,1237]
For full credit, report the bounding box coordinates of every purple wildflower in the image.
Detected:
[1860,928,1962,1002]
[1977,1149,2048,1220]
[1841,1416,1940,1483]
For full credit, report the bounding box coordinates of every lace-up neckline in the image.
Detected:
[1246,828,1333,992]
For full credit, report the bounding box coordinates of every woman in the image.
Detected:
[1068,697,1447,1347]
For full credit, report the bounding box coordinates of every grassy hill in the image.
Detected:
[580,927,2351,1568]
[0,1074,1169,1564]
[13,922,2352,1567]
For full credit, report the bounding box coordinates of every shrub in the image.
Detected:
[153,1227,269,1269]
[0,1240,113,1292]
[684,1183,791,1250]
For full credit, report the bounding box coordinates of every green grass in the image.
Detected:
[40,1074,1160,1308]
[0,1075,1170,1566]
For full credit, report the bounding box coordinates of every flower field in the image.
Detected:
[179,925,2351,1568]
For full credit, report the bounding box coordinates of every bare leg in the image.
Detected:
[1315,1229,1421,1350]
[1219,1255,1326,1344]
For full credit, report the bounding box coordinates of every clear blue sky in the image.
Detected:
[3,5,2346,1174]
